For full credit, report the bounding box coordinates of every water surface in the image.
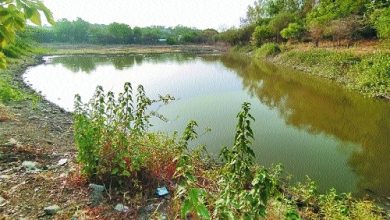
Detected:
[24,53,390,197]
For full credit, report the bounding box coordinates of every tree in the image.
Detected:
[132,27,142,43]
[371,7,390,39]
[252,25,272,46]
[280,22,304,42]
[0,0,54,68]
[326,16,363,46]
[199,29,218,44]
[72,18,90,43]
[268,12,297,42]
[53,19,73,42]
[108,22,133,44]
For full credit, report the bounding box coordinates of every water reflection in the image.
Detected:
[221,54,390,197]
[51,53,200,73]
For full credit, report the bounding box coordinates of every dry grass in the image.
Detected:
[0,105,12,122]
[284,40,390,55]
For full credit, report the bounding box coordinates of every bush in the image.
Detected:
[252,25,273,46]
[352,53,390,97]
[255,43,281,58]
[74,82,176,184]
[268,12,297,42]
[281,22,305,42]
[371,7,390,39]
[0,78,23,103]
[173,103,279,219]
[325,16,363,45]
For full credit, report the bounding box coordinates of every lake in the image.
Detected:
[23,53,390,198]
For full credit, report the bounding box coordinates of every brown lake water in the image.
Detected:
[23,53,390,198]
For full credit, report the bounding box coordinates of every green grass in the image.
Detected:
[351,53,390,98]
[0,38,48,104]
[274,48,390,98]
[0,78,24,103]
[255,43,281,58]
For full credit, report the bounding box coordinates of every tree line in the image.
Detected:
[26,18,220,45]
[216,0,390,47]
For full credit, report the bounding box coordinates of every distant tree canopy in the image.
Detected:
[219,0,390,47]
[26,19,220,45]
[0,0,54,68]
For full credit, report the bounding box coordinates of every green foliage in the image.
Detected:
[181,188,210,219]
[174,120,210,220]
[246,0,310,23]
[269,12,297,41]
[352,53,390,97]
[371,7,390,39]
[255,43,281,58]
[281,22,304,41]
[173,103,279,219]
[0,78,23,103]
[213,102,277,219]
[215,25,255,45]
[318,189,351,219]
[74,82,174,180]
[0,0,53,68]
[252,25,272,46]
[220,102,255,179]
[276,48,390,97]
[279,48,360,79]
[107,22,133,44]
[29,21,217,45]
[240,0,386,46]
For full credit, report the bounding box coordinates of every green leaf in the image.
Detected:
[181,199,192,218]
[28,8,41,25]
[111,167,118,175]
[196,204,210,220]
[189,188,200,202]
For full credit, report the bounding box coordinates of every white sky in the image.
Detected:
[42,0,254,30]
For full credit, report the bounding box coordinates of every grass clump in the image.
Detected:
[0,78,24,103]
[274,47,390,98]
[351,53,390,98]
[255,43,281,58]
[279,49,360,80]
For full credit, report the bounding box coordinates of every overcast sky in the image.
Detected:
[42,0,254,30]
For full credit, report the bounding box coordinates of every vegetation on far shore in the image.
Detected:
[246,41,389,99]
[220,0,390,99]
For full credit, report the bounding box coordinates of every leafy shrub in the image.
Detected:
[268,12,297,42]
[252,25,273,46]
[0,78,23,103]
[281,23,305,42]
[371,7,390,39]
[352,53,390,97]
[173,103,279,219]
[255,43,281,58]
[74,82,175,183]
